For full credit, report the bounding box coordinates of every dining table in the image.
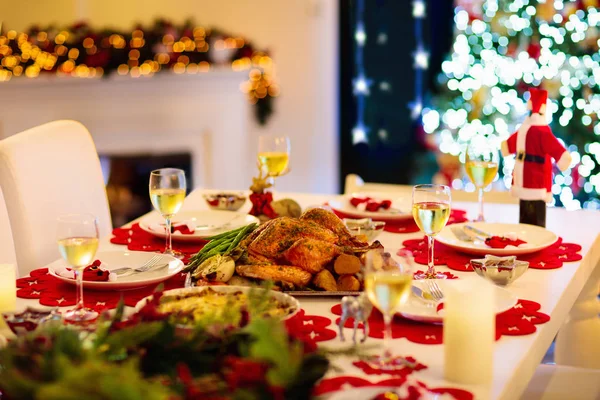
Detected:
[8,188,600,400]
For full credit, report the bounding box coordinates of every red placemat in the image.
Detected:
[331,208,468,234]
[401,236,582,272]
[332,299,549,344]
[285,309,337,350]
[110,223,206,264]
[16,268,187,311]
[313,376,474,400]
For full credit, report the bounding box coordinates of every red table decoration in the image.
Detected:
[331,209,468,234]
[285,309,337,350]
[401,236,582,272]
[16,268,187,312]
[352,356,427,377]
[313,376,474,400]
[110,223,206,264]
[331,298,550,344]
[414,270,458,280]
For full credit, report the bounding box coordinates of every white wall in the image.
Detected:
[1,0,339,194]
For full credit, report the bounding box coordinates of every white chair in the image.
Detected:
[522,364,600,399]
[0,187,17,268]
[0,120,112,276]
[344,174,518,204]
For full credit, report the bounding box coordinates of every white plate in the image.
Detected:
[328,192,413,222]
[436,222,558,256]
[400,279,517,324]
[134,285,300,320]
[48,251,183,290]
[139,210,260,242]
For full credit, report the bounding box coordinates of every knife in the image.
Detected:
[463,225,492,241]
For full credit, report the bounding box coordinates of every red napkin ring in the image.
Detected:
[485,236,526,249]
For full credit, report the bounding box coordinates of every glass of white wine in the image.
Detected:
[465,135,499,222]
[57,213,100,323]
[363,249,414,367]
[149,168,187,257]
[257,135,291,184]
[412,184,451,280]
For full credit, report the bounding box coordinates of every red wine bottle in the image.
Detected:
[519,200,546,227]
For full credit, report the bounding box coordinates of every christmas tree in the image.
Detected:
[425,0,600,209]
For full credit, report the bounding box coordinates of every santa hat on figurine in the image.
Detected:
[527,88,548,114]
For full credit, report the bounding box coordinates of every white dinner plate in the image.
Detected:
[48,251,183,290]
[436,222,558,256]
[139,210,260,242]
[134,285,301,320]
[400,279,517,324]
[328,192,412,222]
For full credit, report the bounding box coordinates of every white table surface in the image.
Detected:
[11,189,600,400]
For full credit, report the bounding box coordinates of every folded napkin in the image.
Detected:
[55,260,117,282]
[350,196,392,212]
[485,235,527,249]
[149,220,196,235]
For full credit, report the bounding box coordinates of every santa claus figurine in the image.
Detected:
[501,87,572,227]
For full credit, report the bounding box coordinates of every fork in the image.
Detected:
[425,280,444,302]
[111,255,165,276]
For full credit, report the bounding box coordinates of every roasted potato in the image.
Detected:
[236,264,312,287]
[336,274,361,291]
[313,269,337,291]
[334,254,361,275]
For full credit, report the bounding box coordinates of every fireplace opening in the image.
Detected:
[100,153,193,227]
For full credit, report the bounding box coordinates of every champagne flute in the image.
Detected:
[257,136,291,184]
[149,168,187,257]
[57,213,99,323]
[465,135,499,222]
[412,184,451,280]
[363,249,414,367]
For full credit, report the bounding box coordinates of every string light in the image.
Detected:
[428,0,600,209]
[352,0,428,145]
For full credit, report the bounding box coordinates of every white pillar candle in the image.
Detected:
[0,264,16,312]
[444,279,495,385]
[0,264,16,333]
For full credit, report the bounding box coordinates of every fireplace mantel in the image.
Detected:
[0,69,253,190]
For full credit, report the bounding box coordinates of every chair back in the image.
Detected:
[0,187,17,270]
[0,120,112,275]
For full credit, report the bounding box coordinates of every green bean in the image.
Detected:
[226,223,257,253]
[205,226,246,241]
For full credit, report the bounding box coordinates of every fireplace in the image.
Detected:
[0,70,254,193]
[101,153,193,227]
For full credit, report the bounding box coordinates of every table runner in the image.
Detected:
[332,299,550,344]
[313,376,474,399]
[401,236,582,271]
[331,208,469,234]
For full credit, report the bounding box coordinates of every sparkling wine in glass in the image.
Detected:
[56,213,99,323]
[257,135,291,181]
[465,135,499,222]
[412,184,451,280]
[149,168,186,257]
[363,249,414,367]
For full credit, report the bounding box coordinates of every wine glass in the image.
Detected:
[465,135,499,222]
[149,168,187,257]
[56,213,99,323]
[257,136,291,184]
[363,249,414,367]
[412,184,451,280]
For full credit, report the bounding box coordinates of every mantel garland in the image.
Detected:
[0,19,277,124]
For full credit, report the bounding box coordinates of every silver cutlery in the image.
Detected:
[111,255,166,276]
[464,225,492,240]
[425,280,444,302]
[193,215,242,231]
[451,226,475,242]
